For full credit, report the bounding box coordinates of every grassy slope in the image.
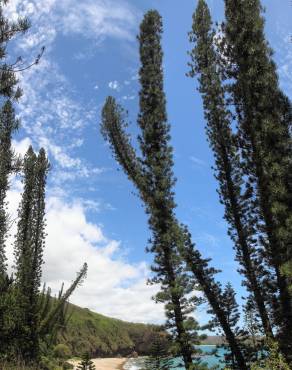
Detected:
[58,303,159,357]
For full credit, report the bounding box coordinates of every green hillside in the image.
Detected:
[58,303,161,357]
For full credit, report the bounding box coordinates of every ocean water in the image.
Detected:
[124,345,227,369]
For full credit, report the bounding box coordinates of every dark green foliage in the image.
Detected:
[39,263,88,340]
[101,11,199,369]
[243,302,265,363]
[0,0,27,344]
[63,362,74,370]
[142,332,173,370]
[0,101,20,272]
[102,96,197,367]
[221,0,292,361]
[0,0,30,101]
[0,101,20,356]
[181,228,248,370]
[187,2,275,367]
[188,0,292,365]
[101,9,252,370]
[0,2,88,365]
[219,283,247,369]
[77,352,96,370]
[250,340,290,370]
[53,344,71,359]
[12,147,49,361]
[188,0,272,341]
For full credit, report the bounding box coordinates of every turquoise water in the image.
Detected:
[124,345,227,369]
[171,345,226,369]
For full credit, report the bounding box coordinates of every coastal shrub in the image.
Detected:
[250,341,290,370]
[54,344,72,359]
[39,355,58,370]
[63,362,74,369]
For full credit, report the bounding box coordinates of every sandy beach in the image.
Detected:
[69,357,128,370]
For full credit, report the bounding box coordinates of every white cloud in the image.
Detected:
[12,137,32,157]
[2,0,164,325]
[6,184,164,324]
[39,137,82,169]
[13,57,103,185]
[190,156,207,167]
[108,80,120,91]
[5,0,138,50]
[59,0,137,42]
[3,0,138,186]
[196,232,219,249]
[122,94,135,100]
[276,34,292,96]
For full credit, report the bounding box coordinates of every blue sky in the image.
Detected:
[5,0,292,324]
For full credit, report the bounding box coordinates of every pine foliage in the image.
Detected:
[77,352,96,370]
[101,9,248,370]
[101,11,199,369]
[0,101,19,273]
[220,283,247,368]
[188,0,272,340]
[142,333,173,370]
[221,2,292,352]
[0,1,87,364]
[222,0,292,361]
[188,0,292,365]
[13,147,49,360]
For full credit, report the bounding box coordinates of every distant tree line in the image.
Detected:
[0,0,87,367]
[101,0,292,369]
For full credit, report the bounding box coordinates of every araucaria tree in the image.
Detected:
[102,11,196,368]
[0,99,20,361]
[188,0,272,338]
[0,101,19,275]
[14,147,49,360]
[143,332,173,370]
[101,10,249,370]
[222,1,292,359]
[220,283,247,368]
[0,0,30,359]
[77,352,96,370]
[0,0,29,299]
[188,0,292,364]
[0,0,88,364]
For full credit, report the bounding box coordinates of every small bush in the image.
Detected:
[53,344,72,359]
[39,356,58,370]
[250,341,290,370]
[63,362,74,369]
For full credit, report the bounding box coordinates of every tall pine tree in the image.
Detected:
[188,0,273,339]
[0,101,19,275]
[101,10,248,370]
[13,146,49,360]
[77,352,96,370]
[0,1,32,359]
[221,0,292,360]
[101,11,196,368]
[142,332,173,370]
[0,1,88,363]
[220,283,246,369]
[181,228,248,369]
[11,146,88,362]
[0,0,30,294]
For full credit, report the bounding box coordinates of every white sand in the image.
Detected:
[69,357,127,370]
